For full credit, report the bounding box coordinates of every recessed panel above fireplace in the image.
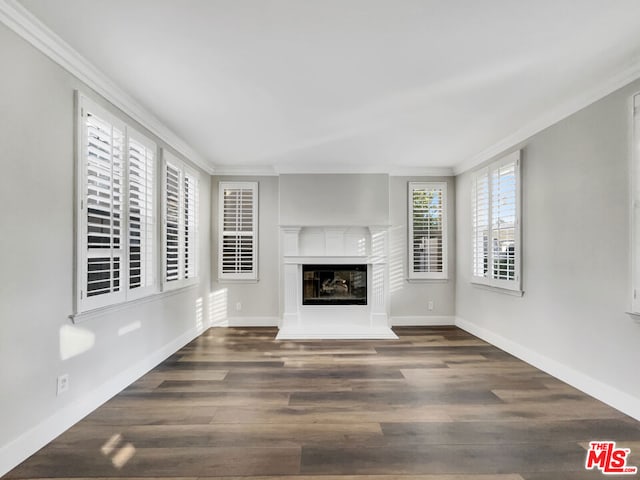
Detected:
[302,264,367,305]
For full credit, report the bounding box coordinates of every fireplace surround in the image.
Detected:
[277,225,397,339]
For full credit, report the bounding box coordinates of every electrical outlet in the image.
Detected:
[428,300,434,311]
[57,374,69,395]
[236,302,242,311]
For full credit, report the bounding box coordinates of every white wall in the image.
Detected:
[210,176,280,324]
[0,23,212,473]
[279,174,390,226]
[388,176,456,323]
[456,78,640,420]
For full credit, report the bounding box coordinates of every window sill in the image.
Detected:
[217,278,259,284]
[625,312,640,324]
[471,282,524,297]
[70,284,198,324]
[406,278,449,284]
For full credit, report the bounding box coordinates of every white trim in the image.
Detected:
[214,165,278,176]
[0,0,212,174]
[211,316,280,327]
[391,315,455,326]
[214,166,456,177]
[453,59,640,175]
[0,325,202,478]
[70,284,197,324]
[470,282,524,297]
[455,316,640,422]
[389,167,454,177]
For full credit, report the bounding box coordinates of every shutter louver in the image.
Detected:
[163,152,199,288]
[472,170,489,278]
[184,172,198,279]
[127,134,155,294]
[85,111,125,304]
[219,182,258,280]
[165,162,182,283]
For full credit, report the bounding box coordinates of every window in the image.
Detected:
[408,182,447,279]
[218,182,258,280]
[77,95,157,313]
[471,150,521,291]
[631,94,640,313]
[163,151,199,289]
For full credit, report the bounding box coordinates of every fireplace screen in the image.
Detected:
[302,264,367,305]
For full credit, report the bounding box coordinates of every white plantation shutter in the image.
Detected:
[77,96,159,313]
[184,171,199,279]
[163,152,199,289]
[164,161,181,283]
[81,104,126,310]
[408,182,447,279]
[219,182,258,280]
[472,169,489,278]
[127,130,156,298]
[471,151,521,291]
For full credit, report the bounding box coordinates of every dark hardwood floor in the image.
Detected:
[6,326,640,479]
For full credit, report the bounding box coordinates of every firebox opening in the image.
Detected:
[302,264,367,306]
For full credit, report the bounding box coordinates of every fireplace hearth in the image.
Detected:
[303,264,367,305]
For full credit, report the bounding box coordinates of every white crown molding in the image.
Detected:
[453,56,640,175]
[388,167,454,177]
[213,165,278,176]
[0,0,214,174]
[214,164,454,176]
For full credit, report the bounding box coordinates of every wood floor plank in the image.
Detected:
[6,326,639,480]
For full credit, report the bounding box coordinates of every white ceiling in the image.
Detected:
[17,0,640,174]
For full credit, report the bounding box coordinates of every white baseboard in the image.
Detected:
[211,316,280,327]
[455,316,640,422]
[391,315,456,326]
[0,326,201,477]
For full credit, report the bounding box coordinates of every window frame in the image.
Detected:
[218,181,259,282]
[408,181,448,280]
[161,150,200,291]
[75,94,159,314]
[630,93,640,313]
[471,150,522,292]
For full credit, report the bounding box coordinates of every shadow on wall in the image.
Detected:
[388,225,405,293]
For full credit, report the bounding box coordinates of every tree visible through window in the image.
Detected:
[472,151,521,291]
[408,182,447,280]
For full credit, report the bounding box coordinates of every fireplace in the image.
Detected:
[303,264,367,305]
[278,225,396,339]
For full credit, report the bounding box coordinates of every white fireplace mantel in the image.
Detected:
[277,225,397,340]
